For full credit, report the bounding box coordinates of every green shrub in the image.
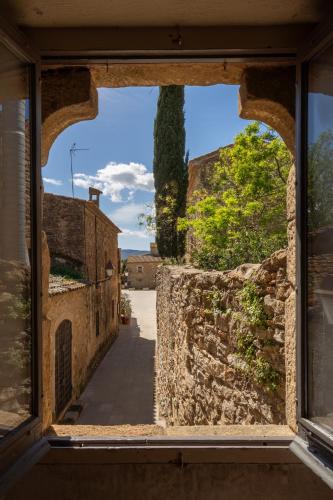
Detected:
[236,330,256,363]
[50,263,84,280]
[234,283,279,391]
[238,281,267,327]
[178,122,291,271]
[253,357,280,392]
[120,293,132,317]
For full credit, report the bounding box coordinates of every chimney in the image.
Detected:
[150,242,159,256]
[89,186,103,207]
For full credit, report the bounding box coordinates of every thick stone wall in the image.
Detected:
[156,250,291,425]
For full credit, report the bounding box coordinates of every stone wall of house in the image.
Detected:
[185,149,220,259]
[43,193,86,272]
[84,203,120,283]
[43,276,118,426]
[187,149,220,201]
[127,259,162,289]
[43,193,120,284]
[156,249,291,425]
[41,232,119,427]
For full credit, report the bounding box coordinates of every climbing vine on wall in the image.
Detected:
[238,281,267,327]
[235,281,280,391]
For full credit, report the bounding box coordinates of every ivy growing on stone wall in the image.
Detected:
[234,281,280,392]
[238,281,267,327]
[203,280,281,391]
[206,287,224,318]
[252,357,280,392]
[235,327,280,392]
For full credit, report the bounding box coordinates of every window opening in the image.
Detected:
[37,70,295,438]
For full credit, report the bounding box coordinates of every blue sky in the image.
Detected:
[43,84,251,250]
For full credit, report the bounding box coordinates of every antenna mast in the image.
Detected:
[69,143,89,198]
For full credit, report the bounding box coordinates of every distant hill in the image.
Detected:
[121,249,149,260]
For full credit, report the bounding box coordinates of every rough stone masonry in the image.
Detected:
[156,249,291,425]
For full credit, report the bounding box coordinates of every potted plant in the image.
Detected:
[120,293,132,325]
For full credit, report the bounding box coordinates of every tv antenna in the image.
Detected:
[69,143,89,198]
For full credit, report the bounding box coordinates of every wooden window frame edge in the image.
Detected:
[0,14,45,485]
[294,12,333,481]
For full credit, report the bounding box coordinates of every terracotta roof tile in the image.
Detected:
[127,254,163,263]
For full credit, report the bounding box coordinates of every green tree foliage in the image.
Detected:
[138,202,156,234]
[178,122,292,270]
[153,86,188,258]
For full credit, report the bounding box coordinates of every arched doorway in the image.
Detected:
[55,320,72,418]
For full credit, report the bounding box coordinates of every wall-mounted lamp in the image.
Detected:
[106,260,114,277]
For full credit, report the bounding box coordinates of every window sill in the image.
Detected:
[47,423,294,439]
[43,425,296,465]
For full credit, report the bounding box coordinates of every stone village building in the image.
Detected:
[42,188,121,422]
[126,243,162,289]
[186,148,221,258]
[1,2,333,499]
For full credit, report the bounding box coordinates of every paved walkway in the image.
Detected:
[77,290,157,425]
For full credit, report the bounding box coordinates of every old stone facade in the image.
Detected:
[43,192,121,283]
[42,193,121,425]
[43,275,118,424]
[127,243,163,289]
[156,249,291,426]
[186,149,220,258]
[187,149,221,200]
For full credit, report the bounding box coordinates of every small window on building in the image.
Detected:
[137,265,143,273]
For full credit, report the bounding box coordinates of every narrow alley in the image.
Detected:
[77,290,157,425]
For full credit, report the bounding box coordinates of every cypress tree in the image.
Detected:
[153,85,188,258]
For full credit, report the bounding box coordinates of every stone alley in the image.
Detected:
[77,290,157,425]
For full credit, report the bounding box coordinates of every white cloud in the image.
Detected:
[109,203,147,227]
[73,162,154,202]
[43,177,63,186]
[120,228,150,239]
